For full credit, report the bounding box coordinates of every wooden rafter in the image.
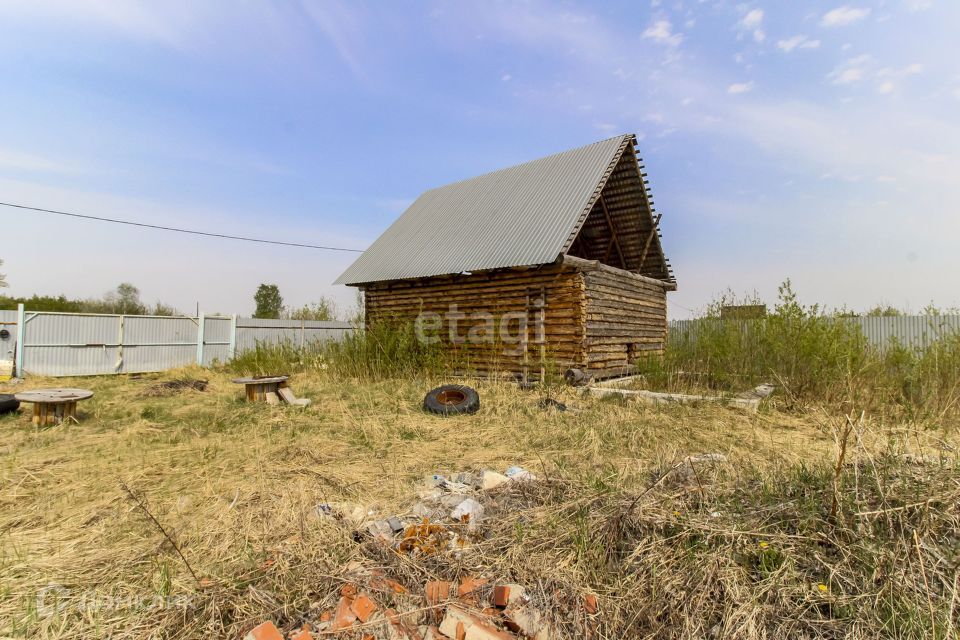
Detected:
[599,195,626,269]
[638,213,662,272]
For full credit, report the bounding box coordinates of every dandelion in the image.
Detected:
[673,510,681,517]
[817,583,829,593]
[759,541,769,549]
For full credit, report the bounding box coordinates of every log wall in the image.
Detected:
[582,263,668,374]
[363,259,670,377]
[363,264,585,375]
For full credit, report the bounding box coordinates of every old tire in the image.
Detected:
[0,394,19,414]
[423,385,480,416]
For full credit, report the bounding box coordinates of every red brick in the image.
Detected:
[244,621,284,640]
[350,593,378,622]
[332,596,358,631]
[426,580,453,605]
[341,583,359,598]
[458,576,487,598]
[440,607,516,640]
[492,584,525,609]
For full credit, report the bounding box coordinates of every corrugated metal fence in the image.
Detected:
[0,305,352,377]
[669,315,960,351]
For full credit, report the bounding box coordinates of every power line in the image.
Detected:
[0,200,365,253]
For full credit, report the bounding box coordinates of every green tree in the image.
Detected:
[100,282,146,315]
[285,297,338,321]
[253,284,283,319]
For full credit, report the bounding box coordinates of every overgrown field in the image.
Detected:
[1,366,957,639]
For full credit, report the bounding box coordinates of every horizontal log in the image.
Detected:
[365,266,579,292]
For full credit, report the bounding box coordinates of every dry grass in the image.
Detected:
[0,367,957,639]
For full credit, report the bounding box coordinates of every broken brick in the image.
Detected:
[457,576,487,598]
[426,580,453,605]
[583,594,598,614]
[439,606,516,640]
[493,584,526,609]
[350,593,378,622]
[243,621,284,640]
[341,583,359,599]
[332,597,358,631]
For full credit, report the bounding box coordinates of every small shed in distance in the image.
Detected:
[335,134,676,379]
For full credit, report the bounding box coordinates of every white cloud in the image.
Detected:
[737,9,765,43]
[777,35,821,52]
[902,0,933,11]
[821,6,872,27]
[827,54,872,85]
[874,63,924,92]
[501,73,512,81]
[727,81,754,94]
[740,9,763,29]
[642,19,682,47]
[878,63,923,78]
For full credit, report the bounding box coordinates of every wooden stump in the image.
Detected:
[232,376,290,403]
[15,389,94,426]
[33,401,78,425]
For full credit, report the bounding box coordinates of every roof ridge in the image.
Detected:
[422,133,633,194]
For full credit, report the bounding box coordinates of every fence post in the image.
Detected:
[229,314,238,360]
[196,313,206,366]
[14,303,25,378]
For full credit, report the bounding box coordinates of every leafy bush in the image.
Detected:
[647,280,960,417]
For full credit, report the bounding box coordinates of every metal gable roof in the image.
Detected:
[334,134,631,286]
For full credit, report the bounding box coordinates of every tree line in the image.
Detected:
[253,283,358,322]
[0,282,178,315]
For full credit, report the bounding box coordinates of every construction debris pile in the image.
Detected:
[245,467,597,640]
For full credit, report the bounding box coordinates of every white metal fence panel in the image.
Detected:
[848,315,960,350]
[669,315,960,351]
[4,306,354,377]
[122,315,199,373]
[23,312,120,376]
[235,318,353,352]
[202,316,233,366]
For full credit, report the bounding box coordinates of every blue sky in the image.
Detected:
[1,1,957,318]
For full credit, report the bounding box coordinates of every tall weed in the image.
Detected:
[648,280,960,418]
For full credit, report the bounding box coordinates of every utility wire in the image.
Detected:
[0,200,365,252]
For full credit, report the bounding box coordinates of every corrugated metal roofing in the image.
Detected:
[335,134,631,285]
